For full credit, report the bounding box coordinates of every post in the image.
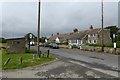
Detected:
[38,51,41,58]
[20,57,23,64]
[47,50,50,58]
[37,0,41,57]
[28,40,30,52]
[42,53,44,58]
[4,58,11,66]
[114,42,117,55]
[101,0,104,52]
[33,54,35,60]
[113,34,117,55]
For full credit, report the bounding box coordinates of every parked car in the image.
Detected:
[49,43,59,49]
[0,46,9,50]
[43,43,49,47]
[39,43,44,47]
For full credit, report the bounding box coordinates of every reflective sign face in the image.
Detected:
[113,34,116,39]
[30,34,32,39]
[114,42,116,48]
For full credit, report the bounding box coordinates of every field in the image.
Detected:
[0,43,55,70]
[1,50,55,70]
[0,43,7,46]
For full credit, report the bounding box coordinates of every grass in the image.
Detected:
[1,49,55,70]
[0,43,7,46]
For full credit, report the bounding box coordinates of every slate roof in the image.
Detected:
[48,33,70,41]
[48,28,105,41]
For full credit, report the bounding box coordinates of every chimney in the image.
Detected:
[73,28,78,33]
[57,33,59,35]
[51,34,53,36]
[89,25,93,30]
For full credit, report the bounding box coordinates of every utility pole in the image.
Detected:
[101,0,104,51]
[37,0,41,57]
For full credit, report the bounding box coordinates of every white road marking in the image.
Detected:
[85,71,100,78]
[69,60,118,77]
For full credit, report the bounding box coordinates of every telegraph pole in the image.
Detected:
[37,0,41,57]
[101,0,104,51]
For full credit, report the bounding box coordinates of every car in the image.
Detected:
[49,43,59,49]
[43,43,49,47]
[39,43,44,47]
[0,46,8,50]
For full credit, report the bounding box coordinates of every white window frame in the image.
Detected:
[93,40,97,44]
[88,34,90,37]
[88,40,91,43]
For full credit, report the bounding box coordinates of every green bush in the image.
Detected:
[86,44,100,47]
[0,38,6,43]
[117,41,120,48]
[86,43,114,47]
[104,44,113,48]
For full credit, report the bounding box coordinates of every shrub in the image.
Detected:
[117,41,120,48]
[86,44,100,47]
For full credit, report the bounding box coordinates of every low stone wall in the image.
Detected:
[59,45,68,49]
[94,47,102,52]
[104,47,115,54]
[116,48,120,55]
[81,46,102,52]
[81,46,120,55]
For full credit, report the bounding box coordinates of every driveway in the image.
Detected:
[2,47,120,78]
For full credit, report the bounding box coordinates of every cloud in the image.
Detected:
[1,2,118,38]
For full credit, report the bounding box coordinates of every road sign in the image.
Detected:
[113,34,116,39]
[114,42,116,48]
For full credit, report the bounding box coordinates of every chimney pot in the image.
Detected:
[73,28,78,33]
[51,34,53,36]
[90,25,93,30]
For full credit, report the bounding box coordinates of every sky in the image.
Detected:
[0,0,119,38]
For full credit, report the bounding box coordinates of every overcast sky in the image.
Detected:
[1,0,119,38]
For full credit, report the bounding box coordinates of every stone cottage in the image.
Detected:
[48,25,112,46]
[48,33,70,43]
[68,25,112,46]
[7,38,26,53]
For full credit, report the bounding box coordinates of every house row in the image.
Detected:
[48,25,112,46]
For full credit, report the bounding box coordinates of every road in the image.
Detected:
[2,47,120,78]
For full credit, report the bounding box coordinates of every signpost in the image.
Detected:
[113,33,117,54]
[37,0,41,58]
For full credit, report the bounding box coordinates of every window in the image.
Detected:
[93,34,97,37]
[17,41,20,44]
[93,40,97,44]
[90,40,91,43]
[88,34,90,37]
[90,34,93,37]
[88,40,91,43]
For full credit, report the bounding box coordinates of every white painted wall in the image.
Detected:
[56,37,60,43]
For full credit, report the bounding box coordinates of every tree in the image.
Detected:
[0,38,6,43]
[40,37,47,43]
[117,34,120,41]
[25,33,36,52]
[105,26,120,42]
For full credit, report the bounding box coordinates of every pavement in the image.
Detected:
[1,47,120,79]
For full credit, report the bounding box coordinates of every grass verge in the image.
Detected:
[0,43,7,46]
[1,49,55,70]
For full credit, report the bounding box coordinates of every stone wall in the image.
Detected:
[59,45,68,49]
[80,46,120,55]
[103,47,115,54]
[60,45,120,55]
[116,48,120,55]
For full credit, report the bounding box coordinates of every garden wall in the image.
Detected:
[59,45,68,49]
[80,46,120,55]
